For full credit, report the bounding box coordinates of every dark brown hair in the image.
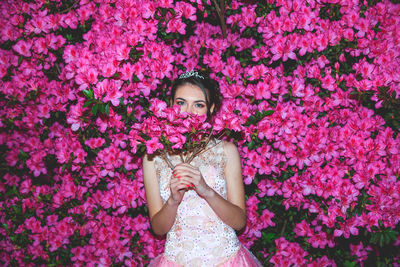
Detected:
[170,72,222,119]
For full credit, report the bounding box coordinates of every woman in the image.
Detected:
[143,71,262,267]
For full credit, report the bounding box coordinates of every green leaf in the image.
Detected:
[82,89,94,99]
[379,233,385,247]
[2,223,8,231]
[91,104,99,115]
[99,103,105,114]
[245,115,257,126]
[105,103,110,116]
[248,140,255,150]
[226,76,232,85]
[12,205,22,215]
[262,232,277,243]
[344,260,357,267]
[349,90,359,95]
[18,149,29,159]
[83,100,94,108]
[263,110,274,116]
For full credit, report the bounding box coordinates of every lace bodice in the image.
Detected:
[154,140,241,267]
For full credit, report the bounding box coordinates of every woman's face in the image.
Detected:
[173,84,214,115]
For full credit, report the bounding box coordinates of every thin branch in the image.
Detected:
[185,132,214,163]
[55,64,61,75]
[187,140,222,164]
[280,219,288,236]
[160,150,175,170]
[186,130,225,164]
[211,0,227,39]
[59,1,79,14]
[220,0,226,19]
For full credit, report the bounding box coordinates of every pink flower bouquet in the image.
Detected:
[129,99,222,168]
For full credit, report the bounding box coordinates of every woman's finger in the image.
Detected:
[172,173,197,182]
[172,164,206,191]
[173,168,200,178]
[170,177,191,188]
[173,163,199,173]
[174,176,194,188]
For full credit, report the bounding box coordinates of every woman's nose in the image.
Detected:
[181,105,188,113]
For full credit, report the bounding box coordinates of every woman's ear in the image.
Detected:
[210,104,215,114]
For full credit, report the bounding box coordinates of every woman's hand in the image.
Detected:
[172,163,213,198]
[168,175,190,206]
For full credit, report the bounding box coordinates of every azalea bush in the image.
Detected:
[1,0,400,266]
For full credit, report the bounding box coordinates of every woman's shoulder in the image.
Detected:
[221,140,239,154]
[207,140,240,166]
[219,140,241,167]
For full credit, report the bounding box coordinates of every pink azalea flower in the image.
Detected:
[149,99,168,117]
[13,39,33,57]
[176,2,197,21]
[354,18,370,38]
[270,36,297,62]
[67,102,85,131]
[166,16,186,35]
[85,137,105,149]
[145,137,164,154]
[3,173,20,186]
[19,179,32,195]
[71,246,86,262]
[334,217,360,238]
[260,209,275,227]
[350,242,372,265]
[26,150,47,177]
[308,231,329,248]
[102,79,123,106]
[294,220,313,237]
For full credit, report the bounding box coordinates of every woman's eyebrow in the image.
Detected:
[175,97,206,103]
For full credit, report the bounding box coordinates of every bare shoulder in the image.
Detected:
[222,141,241,168]
[221,141,245,211]
[222,141,240,157]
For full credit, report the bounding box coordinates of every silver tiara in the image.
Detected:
[179,70,204,79]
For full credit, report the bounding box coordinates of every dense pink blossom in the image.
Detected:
[1,0,400,266]
[269,237,309,266]
[350,242,372,265]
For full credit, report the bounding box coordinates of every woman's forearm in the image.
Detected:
[150,197,179,236]
[203,188,247,230]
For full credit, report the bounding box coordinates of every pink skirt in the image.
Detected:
[148,245,262,267]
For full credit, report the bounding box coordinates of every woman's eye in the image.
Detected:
[195,103,205,108]
[176,101,185,106]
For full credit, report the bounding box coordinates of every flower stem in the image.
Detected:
[160,150,175,170]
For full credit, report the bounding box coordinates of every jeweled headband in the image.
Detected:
[179,70,204,79]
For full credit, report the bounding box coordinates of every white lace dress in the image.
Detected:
[148,141,262,267]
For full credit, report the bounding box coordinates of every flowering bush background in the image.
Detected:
[1,0,400,266]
